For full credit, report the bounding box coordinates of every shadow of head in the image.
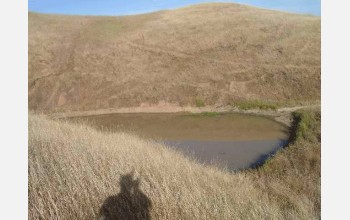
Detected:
[99,172,152,220]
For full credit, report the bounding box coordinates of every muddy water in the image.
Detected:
[69,113,289,171]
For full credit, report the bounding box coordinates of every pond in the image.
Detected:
[68,112,289,171]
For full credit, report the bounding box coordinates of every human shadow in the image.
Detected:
[99,172,152,220]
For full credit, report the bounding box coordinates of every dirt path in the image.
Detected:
[277,105,320,112]
[124,40,320,69]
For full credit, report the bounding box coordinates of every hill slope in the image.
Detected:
[29,3,320,112]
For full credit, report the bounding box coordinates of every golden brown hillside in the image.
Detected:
[29,3,320,112]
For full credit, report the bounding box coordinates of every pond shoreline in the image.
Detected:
[64,112,290,171]
[49,104,320,127]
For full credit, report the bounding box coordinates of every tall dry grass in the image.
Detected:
[29,109,320,219]
[247,110,321,219]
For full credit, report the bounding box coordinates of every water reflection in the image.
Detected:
[163,139,288,171]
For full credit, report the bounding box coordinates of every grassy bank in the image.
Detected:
[247,110,321,218]
[232,100,321,111]
[29,109,320,219]
[188,111,220,117]
[233,100,278,111]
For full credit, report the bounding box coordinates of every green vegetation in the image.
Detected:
[292,110,320,142]
[199,111,219,117]
[194,99,205,107]
[234,100,278,111]
[188,111,220,117]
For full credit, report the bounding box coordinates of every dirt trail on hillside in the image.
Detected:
[124,40,320,69]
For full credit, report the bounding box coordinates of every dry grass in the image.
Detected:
[29,109,320,219]
[28,3,321,218]
[29,3,320,113]
[247,110,321,219]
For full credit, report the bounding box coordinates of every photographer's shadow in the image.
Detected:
[99,172,152,220]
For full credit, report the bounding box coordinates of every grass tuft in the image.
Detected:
[234,100,278,111]
[194,99,205,107]
[292,110,320,142]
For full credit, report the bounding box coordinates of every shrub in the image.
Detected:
[292,110,320,142]
[195,99,205,107]
[234,100,278,111]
